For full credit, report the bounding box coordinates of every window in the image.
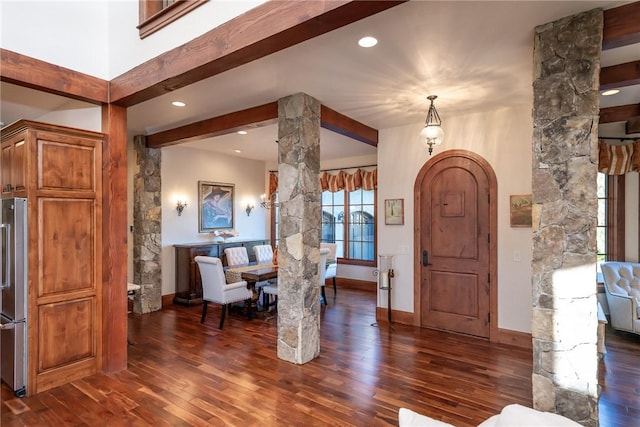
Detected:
[597,172,625,270]
[596,173,608,268]
[322,188,376,265]
[138,0,208,39]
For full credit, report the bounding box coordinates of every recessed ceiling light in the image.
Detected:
[237,130,248,135]
[358,36,377,48]
[601,89,620,96]
[234,149,242,153]
[172,101,186,107]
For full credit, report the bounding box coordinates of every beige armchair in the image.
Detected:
[321,243,338,297]
[601,261,640,335]
[194,256,252,329]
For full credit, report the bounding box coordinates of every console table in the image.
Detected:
[173,239,269,305]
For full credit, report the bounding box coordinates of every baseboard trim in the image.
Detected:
[334,277,376,292]
[496,328,532,349]
[375,307,415,326]
[162,293,175,308]
[375,307,532,349]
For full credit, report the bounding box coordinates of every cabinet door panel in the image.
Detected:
[39,198,96,297]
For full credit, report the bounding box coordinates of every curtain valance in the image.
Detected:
[266,167,377,197]
[598,139,640,175]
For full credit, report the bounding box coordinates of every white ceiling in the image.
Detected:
[1,1,638,162]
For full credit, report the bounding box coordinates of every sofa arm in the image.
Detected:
[607,291,636,332]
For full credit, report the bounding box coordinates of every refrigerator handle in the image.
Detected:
[0,223,9,290]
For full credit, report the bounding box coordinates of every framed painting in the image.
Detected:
[510,194,532,227]
[384,198,404,225]
[198,181,234,232]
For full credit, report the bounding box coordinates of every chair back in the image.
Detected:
[319,248,330,286]
[320,243,337,262]
[194,256,227,303]
[253,244,274,265]
[224,246,249,267]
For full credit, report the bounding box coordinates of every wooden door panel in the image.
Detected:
[38,139,97,192]
[39,198,96,297]
[419,155,492,338]
[428,271,478,317]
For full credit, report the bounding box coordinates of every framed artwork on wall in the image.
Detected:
[509,194,532,227]
[384,198,404,225]
[198,181,234,232]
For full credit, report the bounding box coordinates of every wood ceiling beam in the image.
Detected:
[600,60,640,90]
[599,103,640,124]
[321,105,378,147]
[0,48,108,104]
[110,1,406,107]
[146,101,379,149]
[146,102,278,148]
[603,1,640,50]
[626,117,640,134]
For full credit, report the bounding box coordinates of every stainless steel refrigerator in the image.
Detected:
[0,197,27,397]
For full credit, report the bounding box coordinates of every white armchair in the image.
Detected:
[321,243,338,297]
[194,256,252,329]
[601,261,640,335]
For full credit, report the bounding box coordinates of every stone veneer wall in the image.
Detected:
[276,93,322,364]
[133,135,163,314]
[531,9,602,426]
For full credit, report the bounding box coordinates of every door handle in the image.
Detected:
[422,250,431,267]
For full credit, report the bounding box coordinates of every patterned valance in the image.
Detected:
[267,167,377,196]
[598,139,640,175]
[321,168,377,192]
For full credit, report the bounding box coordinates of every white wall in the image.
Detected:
[1,0,265,80]
[1,1,109,78]
[160,146,267,295]
[107,0,266,78]
[36,101,102,132]
[378,104,534,333]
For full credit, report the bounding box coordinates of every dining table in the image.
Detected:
[225,263,278,318]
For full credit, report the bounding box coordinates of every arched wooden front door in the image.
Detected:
[414,150,497,339]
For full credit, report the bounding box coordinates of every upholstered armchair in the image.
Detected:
[253,244,274,265]
[319,247,330,305]
[320,242,338,297]
[194,256,252,329]
[224,246,249,267]
[601,261,640,335]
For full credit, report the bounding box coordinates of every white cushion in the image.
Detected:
[398,408,454,427]
[494,404,582,426]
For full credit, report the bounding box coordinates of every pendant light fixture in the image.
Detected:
[420,95,444,155]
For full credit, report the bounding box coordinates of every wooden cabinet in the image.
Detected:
[174,239,268,305]
[1,120,103,396]
[1,136,28,197]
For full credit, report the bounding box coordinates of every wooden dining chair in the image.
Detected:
[194,256,252,329]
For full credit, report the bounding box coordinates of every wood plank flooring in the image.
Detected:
[2,288,639,426]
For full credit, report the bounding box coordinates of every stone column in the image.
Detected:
[133,135,163,313]
[276,93,322,364]
[531,9,602,426]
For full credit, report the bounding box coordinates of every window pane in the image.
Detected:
[362,190,375,204]
[596,227,606,256]
[596,173,606,198]
[597,199,606,226]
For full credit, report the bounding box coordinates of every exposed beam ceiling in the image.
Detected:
[146,102,379,149]
[109,0,405,107]
[600,61,640,90]
[603,1,640,49]
[599,103,640,123]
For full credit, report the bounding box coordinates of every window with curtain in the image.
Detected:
[597,138,637,266]
[268,167,377,266]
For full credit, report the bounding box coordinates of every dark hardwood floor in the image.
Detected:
[2,288,638,426]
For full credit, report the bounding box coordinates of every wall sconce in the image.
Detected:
[420,95,444,156]
[245,202,255,216]
[260,193,279,209]
[176,200,187,216]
